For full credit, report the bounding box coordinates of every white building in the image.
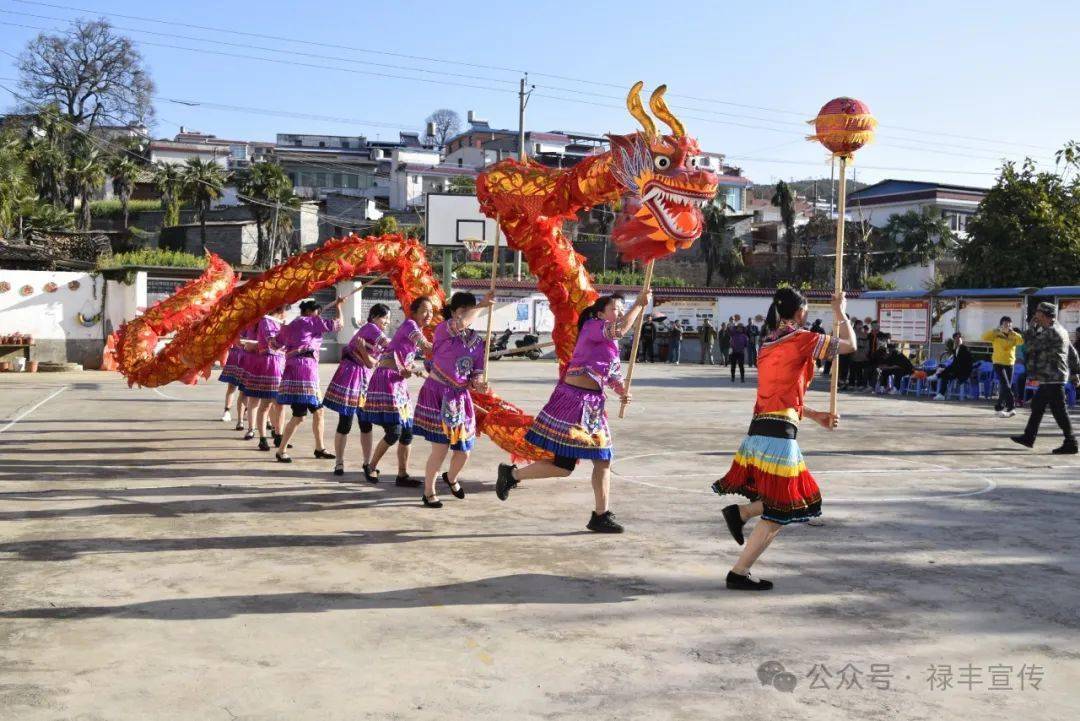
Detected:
[846,179,989,290]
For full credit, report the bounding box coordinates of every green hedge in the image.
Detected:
[97,249,208,270]
[89,199,168,219]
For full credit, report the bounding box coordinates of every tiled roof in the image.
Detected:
[452,278,860,299]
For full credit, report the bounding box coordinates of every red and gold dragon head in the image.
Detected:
[608,82,719,262]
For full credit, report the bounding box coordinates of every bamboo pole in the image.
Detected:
[829,155,849,420]
[489,339,556,359]
[618,259,655,419]
[481,216,502,382]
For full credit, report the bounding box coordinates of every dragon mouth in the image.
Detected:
[642,183,712,240]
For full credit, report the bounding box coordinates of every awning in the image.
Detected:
[1033,286,1080,297]
[861,290,930,299]
[936,287,1035,298]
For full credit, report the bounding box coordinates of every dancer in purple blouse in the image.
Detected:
[273,298,344,462]
[495,290,649,533]
[359,296,435,487]
[414,291,494,508]
[240,307,287,449]
[324,303,391,477]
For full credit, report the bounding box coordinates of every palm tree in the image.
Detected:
[181,158,228,251]
[152,162,185,228]
[25,104,71,207]
[108,156,141,229]
[236,161,292,266]
[771,180,797,274]
[265,184,301,264]
[68,139,107,230]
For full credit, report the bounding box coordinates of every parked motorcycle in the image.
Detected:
[515,333,542,360]
[489,328,513,360]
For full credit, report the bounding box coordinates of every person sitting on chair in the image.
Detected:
[932,332,974,400]
[875,344,915,394]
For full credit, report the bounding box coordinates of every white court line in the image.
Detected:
[151,387,184,401]
[0,386,68,435]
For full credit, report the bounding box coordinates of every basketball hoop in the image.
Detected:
[462,237,487,262]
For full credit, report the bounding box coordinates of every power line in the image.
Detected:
[10,0,1058,154]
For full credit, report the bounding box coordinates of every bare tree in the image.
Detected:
[17,18,155,130]
[424,109,461,148]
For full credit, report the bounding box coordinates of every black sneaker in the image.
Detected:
[395,474,421,488]
[1010,435,1035,449]
[586,511,624,534]
[726,571,773,591]
[1052,441,1079,455]
[257,437,270,451]
[722,504,745,545]
[496,463,518,501]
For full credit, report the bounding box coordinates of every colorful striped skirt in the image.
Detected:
[323,358,372,416]
[358,366,412,428]
[242,353,285,399]
[218,347,244,386]
[276,356,322,407]
[714,418,821,524]
[524,382,612,460]
[414,377,476,451]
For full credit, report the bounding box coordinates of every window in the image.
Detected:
[314,172,328,187]
[294,139,302,147]
[941,210,971,233]
[341,140,350,149]
[457,158,463,167]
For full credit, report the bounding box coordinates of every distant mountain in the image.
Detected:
[748,177,869,202]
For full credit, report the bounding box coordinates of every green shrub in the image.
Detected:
[97,248,208,270]
[593,269,688,287]
[89,199,169,219]
[864,274,897,290]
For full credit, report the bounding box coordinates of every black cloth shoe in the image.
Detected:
[442,471,465,499]
[726,571,773,591]
[586,511,624,534]
[333,463,344,477]
[395,474,421,487]
[421,494,443,508]
[314,449,335,459]
[275,452,292,463]
[1052,441,1079,455]
[234,422,245,431]
[363,464,379,484]
[722,504,746,545]
[496,463,518,501]
[244,430,256,441]
[257,437,270,451]
[1010,435,1035,449]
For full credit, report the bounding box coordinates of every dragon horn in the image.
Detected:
[627,81,657,139]
[649,85,685,138]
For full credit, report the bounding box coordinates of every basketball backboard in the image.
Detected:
[425,192,499,247]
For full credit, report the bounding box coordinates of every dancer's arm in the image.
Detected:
[832,293,856,355]
[805,407,839,430]
[617,290,652,336]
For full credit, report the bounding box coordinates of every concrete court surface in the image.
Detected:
[0,361,1078,721]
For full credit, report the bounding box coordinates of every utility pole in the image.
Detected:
[515,73,534,280]
[270,201,281,266]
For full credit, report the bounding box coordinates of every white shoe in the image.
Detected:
[1002,410,1016,418]
[888,388,898,395]
[221,410,232,422]
[933,394,945,401]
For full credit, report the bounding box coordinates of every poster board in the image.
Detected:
[1057,299,1080,332]
[956,299,1024,340]
[654,299,717,330]
[877,299,931,344]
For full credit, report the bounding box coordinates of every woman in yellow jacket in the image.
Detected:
[982,316,1024,417]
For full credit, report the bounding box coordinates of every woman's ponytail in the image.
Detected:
[765,287,807,331]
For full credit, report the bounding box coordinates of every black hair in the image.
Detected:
[367,303,390,322]
[952,332,962,339]
[578,294,625,331]
[1000,315,1012,324]
[409,296,433,315]
[444,291,478,319]
[764,287,807,332]
[299,300,321,315]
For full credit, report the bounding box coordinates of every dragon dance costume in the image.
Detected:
[525,318,626,461]
[360,318,427,428]
[323,322,389,416]
[414,318,486,451]
[714,322,839,524]
[274,314,342,409]
[217,329,248,387]
[242,316,285,399]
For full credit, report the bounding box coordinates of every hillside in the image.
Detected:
[748,177,869,202]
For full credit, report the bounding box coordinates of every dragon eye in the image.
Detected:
[653,155,671,170]
[688,156,699,167]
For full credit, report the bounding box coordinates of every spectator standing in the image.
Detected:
[932,332,974,400]
[669,321,684,364]
[850,321,870,389]
[640,315,657,363]
[746,319,760,367]
[718,322,731,365]
[1011,303,1080,454]
[699,318,717,365]
[981,316,1024,418]
[729,323,749,382]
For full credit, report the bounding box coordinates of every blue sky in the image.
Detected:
[2,0,1078,188]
